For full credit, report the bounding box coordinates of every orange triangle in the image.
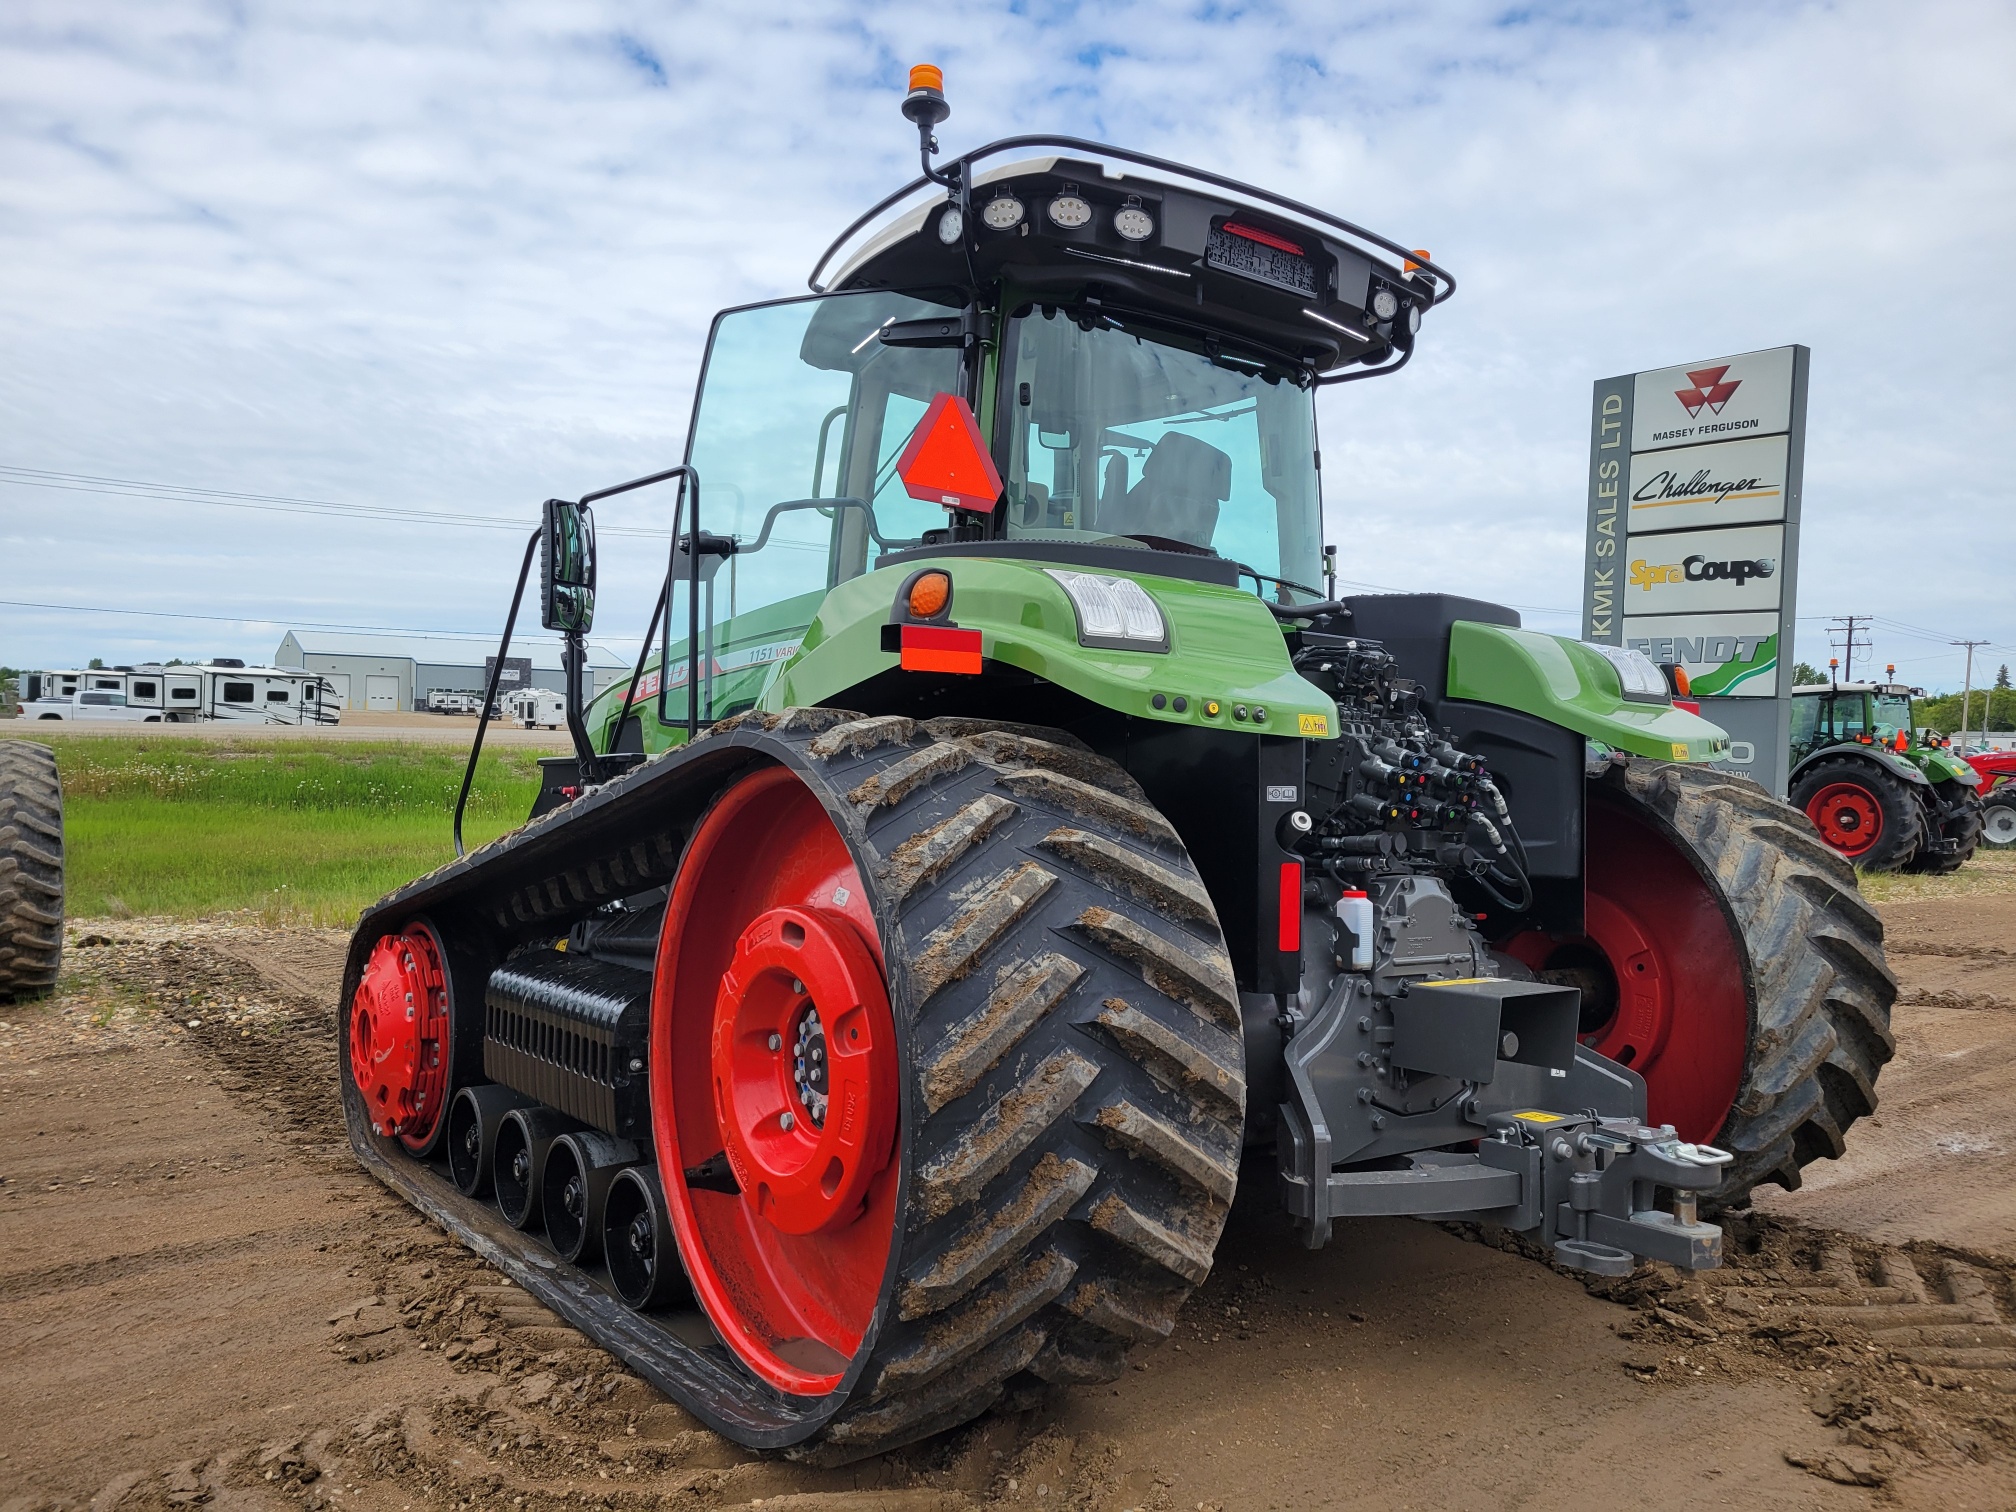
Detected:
[896,392,1004,513]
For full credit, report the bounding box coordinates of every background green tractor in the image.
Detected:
[1788,678,1983,872]
[320,75,1895,1461]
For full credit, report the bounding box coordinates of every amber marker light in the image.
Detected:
[1672,666,1691,697]
[907,570,952,619]
[1403,249,1432,272]
[909,63,943,92]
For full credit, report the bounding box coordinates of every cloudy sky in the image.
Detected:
[3,0,2013,690]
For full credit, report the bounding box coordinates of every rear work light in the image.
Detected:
[1045,569,1169,651]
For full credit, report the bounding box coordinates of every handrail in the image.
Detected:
[452,527,541,858]
[808,134,1456,309]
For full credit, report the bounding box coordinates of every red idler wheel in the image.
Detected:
[651,765,899,1396]
[1805,781,1881,856]
[1504,792,1746,1145]
[349,923,452,1152]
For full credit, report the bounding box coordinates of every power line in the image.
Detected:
[0,465,678,539]
[1827,614,1873,681]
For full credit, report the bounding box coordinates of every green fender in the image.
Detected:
[1445,621,1730,762]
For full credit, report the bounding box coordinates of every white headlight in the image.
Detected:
[1587,642,1670,701]
[982,192,1024,231]
[1046,569,1168,650]
[1370,287,1400,321]
[937,205,964,244]
[1113,201,1154,242]
[1047,192,1092,229]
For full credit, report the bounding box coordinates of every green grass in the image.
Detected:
[28,734,547,926]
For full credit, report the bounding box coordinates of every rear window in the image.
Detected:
[171,687,197,700]
[267,689,290,702]
[81,692,123,705]
[132,681,157,698]
[223,681,255,702]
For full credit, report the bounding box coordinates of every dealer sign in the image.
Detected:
[1585,345,1809,797]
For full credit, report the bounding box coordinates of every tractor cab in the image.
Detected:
[1790,680,1927,760]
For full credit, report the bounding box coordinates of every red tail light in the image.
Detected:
[1223,221,1304,256]
[1278,862,1303,953]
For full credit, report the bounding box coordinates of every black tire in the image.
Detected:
[1788,757,1925,872]
[678,711,1245,1462]
[1599,760,1896,1204]
[1902,781,1983,875]
[1982,794,2016,850]
[0,741,65,1003]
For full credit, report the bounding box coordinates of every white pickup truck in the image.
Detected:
[28,690,165,722]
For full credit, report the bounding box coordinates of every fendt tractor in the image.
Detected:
[0,72,1898,1463]
[1788,674,1983,872]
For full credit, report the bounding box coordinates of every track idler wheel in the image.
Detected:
[348,924,453,1153]
[495,1105,583,1230]
[603,1166,691,1310]
[542,1131,641,1263]
[448,1083,532,1197]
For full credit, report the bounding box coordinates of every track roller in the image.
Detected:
[543,1130,641,1263]
[448,1083,533,1197]
[603,1165,689,1310]
[495,1105,582,1230]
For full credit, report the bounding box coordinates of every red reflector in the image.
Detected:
[1673,699,1701,715]
[896,392,1005,513]
[1278,861,1303,953]
[1223,221,1304,256]
[900,623,983,674]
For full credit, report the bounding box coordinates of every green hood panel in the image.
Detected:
[769,555,1339,736]
[1445,621,1730,761]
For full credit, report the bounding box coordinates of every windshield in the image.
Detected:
[998,307,1323,600]
[1872,694,1914,739]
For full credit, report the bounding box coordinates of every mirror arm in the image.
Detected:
[454,526,542,859]
[559,631,602,786]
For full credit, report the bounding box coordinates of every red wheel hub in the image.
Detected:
[348,924,451,1151]
[1805,781,1882,855]
[713,905,897,1236]
[652,766,899,1395]
[1504,795,1748,1144]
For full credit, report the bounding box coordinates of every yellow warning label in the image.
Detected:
[1671,742,1690,760]
[1513,1110,1566,1123]
[1419,977,1489,987]
[1298,713,1330,737]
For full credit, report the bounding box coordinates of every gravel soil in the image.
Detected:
[2,904,2013,1512]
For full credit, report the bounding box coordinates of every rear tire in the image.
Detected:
[0,741,64,1003]
[652,712,1245,1462]
[1516,760,1896,1206]
[1790,758,1924,871]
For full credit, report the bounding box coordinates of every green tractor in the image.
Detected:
[1788,676,1983,872]
[313,78,1894,1460]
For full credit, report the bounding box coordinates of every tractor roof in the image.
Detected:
[809,136,1453,384]
[1793,683,1921,697]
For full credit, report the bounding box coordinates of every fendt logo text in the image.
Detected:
[1630,554,1777,589]
[1675,366,1742,418]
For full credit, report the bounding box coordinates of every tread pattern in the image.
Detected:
[0,740,64,1003]
[1601,759,1896,1204]
[711,710,1249,1459]
[1903,782,1983,875]
[1787,756,1925,872]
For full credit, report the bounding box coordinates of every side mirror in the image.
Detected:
[541,498,596,634]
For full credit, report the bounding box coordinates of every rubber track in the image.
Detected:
[1599,759,1896,1204]
[0,740,64,1003]
[343,709,1245,1464]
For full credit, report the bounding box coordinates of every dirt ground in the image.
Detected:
[4,900,2014,1512]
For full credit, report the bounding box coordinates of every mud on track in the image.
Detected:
[2,909,2014,1512]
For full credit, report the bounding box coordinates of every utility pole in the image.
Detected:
[1828,615,1873,681]
[1953,639,1988,750]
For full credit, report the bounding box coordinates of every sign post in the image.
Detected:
[1583,345,1809,797]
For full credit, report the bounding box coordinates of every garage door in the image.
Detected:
[322,672,352,708]
[366,675,400,712]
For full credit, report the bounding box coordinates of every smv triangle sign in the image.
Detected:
[895,392,1004,513]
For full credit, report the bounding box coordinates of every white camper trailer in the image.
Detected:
[22,662,339,725]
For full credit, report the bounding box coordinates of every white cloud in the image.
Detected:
[1,0,2011,688]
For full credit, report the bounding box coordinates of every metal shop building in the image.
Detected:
[274,631,625,713]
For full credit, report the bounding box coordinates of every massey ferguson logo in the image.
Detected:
[1630,554,1777,589]
[1675,365,1742,418]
